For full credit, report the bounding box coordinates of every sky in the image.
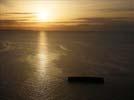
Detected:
[0,0,133,30]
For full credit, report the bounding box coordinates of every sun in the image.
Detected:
[36,12,50,22]
[36,11,51,22]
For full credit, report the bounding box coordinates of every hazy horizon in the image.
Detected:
[0,0,133,30]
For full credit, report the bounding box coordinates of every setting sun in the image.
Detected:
[36,11,52,22]
[35,9,55,22]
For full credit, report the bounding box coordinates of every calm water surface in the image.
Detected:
[0,30,134,100]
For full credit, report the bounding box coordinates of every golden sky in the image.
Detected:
[0,0,133,30]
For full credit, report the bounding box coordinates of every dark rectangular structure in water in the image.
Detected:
[68,76,104,84]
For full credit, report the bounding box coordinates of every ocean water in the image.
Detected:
[0,30,134,100]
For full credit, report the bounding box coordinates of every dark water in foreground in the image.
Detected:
[0,30,134,100]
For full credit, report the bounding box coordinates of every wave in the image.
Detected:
[0,41,11,52]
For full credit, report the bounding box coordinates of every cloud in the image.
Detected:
[0,20,17,24]
[75,17,133,23]
[70,17,134,31]
[0,12,33,15]
[5,12,33,15]
[0,17,134,31]
[97,8,134,12]
[0,19,28,25]
[0,12,34,22]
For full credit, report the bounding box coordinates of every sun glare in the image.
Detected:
[36,11,52,22]
[37,12,48,21]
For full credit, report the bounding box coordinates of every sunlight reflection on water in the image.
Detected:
[38,31,48,78]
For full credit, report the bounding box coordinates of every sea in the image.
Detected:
[0,30,134,100]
